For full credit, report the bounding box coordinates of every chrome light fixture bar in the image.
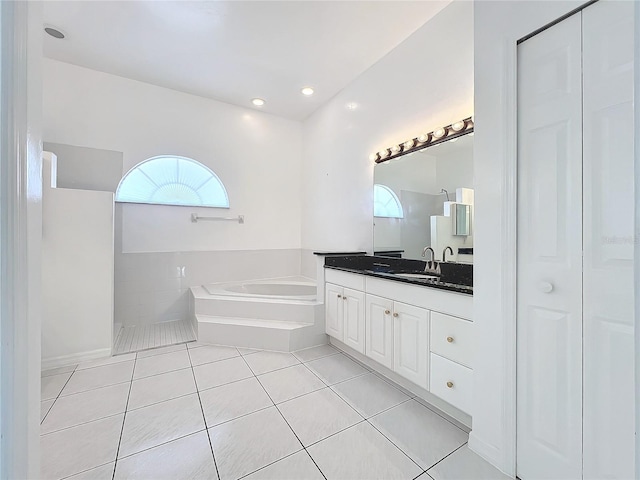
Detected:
[370,116,474,164]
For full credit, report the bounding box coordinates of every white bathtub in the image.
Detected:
[192,276,325,351]
[203,277,317,302]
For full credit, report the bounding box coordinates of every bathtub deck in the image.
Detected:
[113,319,196,355]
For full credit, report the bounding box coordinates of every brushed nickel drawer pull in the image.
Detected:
[446,381,454,388]
[384,310,391,315]
[446,336,454,343]
[393,312,399,317]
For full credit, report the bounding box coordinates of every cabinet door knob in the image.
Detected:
[538,281,554,293]
[446,336,454,343]
[393,312,399,317]
[337,294,342,298]
[446,381,454,388]
[384,310,391,315]
[343,297,347,301]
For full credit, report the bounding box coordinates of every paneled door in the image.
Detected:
[325,283,343,341]
[393,301,429,389]
[342,288,365,354]
[517,12,584,480]
[517,2,635,479]
[365,294,394,369]
[582,2,634,478]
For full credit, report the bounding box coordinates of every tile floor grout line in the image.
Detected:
[186,343,223,480]
[291,350,342,363]
[295,355,436,474]
[40,410,130,437]
[113,428,209,462]
[412,396,470,434]
[57,378,135,399]
[335,394,414,422]
[302,418,368,450]
[423,441,468,476]
[58,460,115,480]
[234,447,306,480]
[111,355,137,480]
[332,348,469,435]
[363,415,429,472]
[41,366,78,425]
[238,353,329,480]
[245,360,302,377]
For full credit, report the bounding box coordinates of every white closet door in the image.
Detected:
[582,2,635,478]
[516,12,583,480]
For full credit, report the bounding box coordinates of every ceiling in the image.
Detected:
[43,1,450,121]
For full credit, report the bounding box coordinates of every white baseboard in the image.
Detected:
[42,347,112,370]
[468,431,514,478]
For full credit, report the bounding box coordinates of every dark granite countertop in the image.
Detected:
[323,255,473,296]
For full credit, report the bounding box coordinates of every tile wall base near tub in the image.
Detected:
[114,249,314,328]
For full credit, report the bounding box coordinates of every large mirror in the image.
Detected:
[373,132,474,263]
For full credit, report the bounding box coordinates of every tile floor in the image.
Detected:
[41,342,510,480]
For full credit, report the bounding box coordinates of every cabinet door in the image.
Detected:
[343,288,365,354]
[325,283,344,340]
[393,301,429,389]
[365,294,394,369]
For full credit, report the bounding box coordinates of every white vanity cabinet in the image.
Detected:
[325,268,473,417]
[365,294,429,389]
[325,281,365,354]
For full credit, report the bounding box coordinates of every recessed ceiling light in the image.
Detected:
[301,87,314,96]
[346,102,358,110]
[251,98,265,106]
[44,26,65,39]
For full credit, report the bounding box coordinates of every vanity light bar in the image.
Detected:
[370,116,474,164]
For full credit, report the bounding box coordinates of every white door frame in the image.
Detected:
[0,1,42,478]
[634,2,640,476]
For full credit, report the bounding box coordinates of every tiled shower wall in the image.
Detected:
[114,249,318,327]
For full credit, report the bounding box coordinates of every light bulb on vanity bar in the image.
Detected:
[433,127,446,139]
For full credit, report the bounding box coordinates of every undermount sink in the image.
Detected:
[393,273,440,280]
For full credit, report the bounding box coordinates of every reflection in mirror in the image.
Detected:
[373,132,473,263]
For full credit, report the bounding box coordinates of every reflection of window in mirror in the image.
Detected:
[374,184,404,218]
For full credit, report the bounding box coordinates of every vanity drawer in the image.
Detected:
[429,353,473,414]
[430,312,473,368]
[325,269,365,291]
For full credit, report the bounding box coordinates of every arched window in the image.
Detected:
[116,155,229,208]
[374,184,404,218]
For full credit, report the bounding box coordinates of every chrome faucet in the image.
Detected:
[421,246,435,261]
[422,247,437,273]
[442,246,454,262]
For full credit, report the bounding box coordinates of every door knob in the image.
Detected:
[538,282,554,293]
[337,294,342,298]
[384,310,391,315]
[393,312,399,317]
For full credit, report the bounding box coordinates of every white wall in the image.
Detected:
[301,1,474,252]
[42,153,114,367]
[472,1,587,476]
[43,58,303,253]
[43,59,306,329]
[43,142,123,193]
